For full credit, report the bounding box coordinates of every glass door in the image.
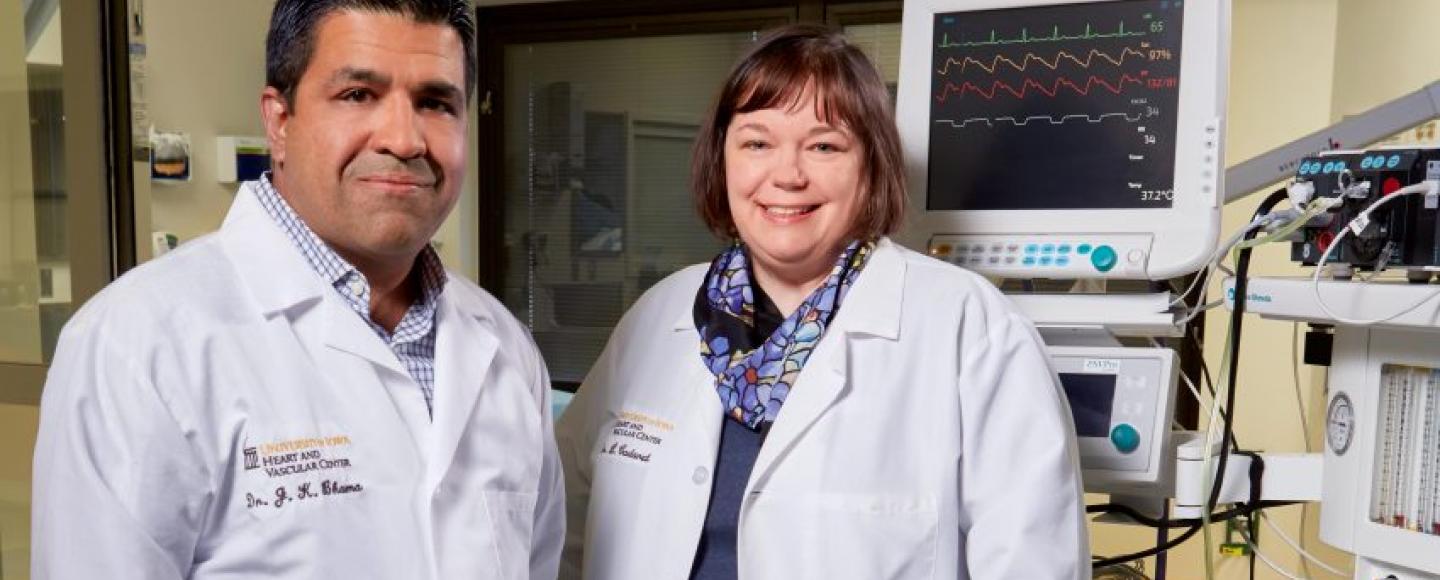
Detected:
[1,0,119,576]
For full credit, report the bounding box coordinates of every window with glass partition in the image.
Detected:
[2,0,123,575]
[479,1,902,388]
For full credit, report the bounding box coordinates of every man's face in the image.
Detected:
[261,10,467,267]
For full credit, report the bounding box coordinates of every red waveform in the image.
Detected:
[933,73,1147,102]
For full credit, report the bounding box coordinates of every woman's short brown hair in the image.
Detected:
[692,24,907,240]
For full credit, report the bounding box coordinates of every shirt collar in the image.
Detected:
[251,172,448,312]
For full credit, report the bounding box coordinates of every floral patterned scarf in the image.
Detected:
[693,239,875,431]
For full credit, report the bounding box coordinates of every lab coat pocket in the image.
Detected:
[745,491,939,580]
[484,490,538,580]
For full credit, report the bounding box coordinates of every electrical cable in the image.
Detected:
[1243,538,1309,580]
[1258,511,1352,578]
[1179,371,1207,416]
[1200,187,1290,580]
[1087,503,1302,571]
[1236,450,1267,580]
[1154,501,1169,580]
[1096,189,1309,573]
[1171,195,1327,317]
[1146,337,1208,417]
[1291,322,1315,580]
[1291,323,1311,447]
[1235,517,1315,580]
[1087,500,1297,529]
[1175,300,1224,327]
[1092,525,1202,570]
[1170,219,1266,309]
[1192,326,1217,397]
[1310,181,1440,325]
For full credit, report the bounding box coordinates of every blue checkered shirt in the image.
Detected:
[252,174,446,417]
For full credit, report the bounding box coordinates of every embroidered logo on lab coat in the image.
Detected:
[598,410,673,464]
[241,434,365,512]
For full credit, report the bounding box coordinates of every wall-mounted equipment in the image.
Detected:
[216,136,270,183]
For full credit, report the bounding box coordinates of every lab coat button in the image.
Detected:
[692,467,709,485]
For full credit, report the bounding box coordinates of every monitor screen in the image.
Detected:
[926,0,1184,211]
[1059,372,1117,437]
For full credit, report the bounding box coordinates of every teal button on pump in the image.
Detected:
[1111,424,1141,454]
[1091,245,1118,272]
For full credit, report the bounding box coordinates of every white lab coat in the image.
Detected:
[556,238,1087,580]
[32,182,564,580]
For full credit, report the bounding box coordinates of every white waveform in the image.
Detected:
[934,112,1144,128]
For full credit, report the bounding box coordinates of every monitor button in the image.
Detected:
[1091,245,1118,272]
[1110,424,1141,454]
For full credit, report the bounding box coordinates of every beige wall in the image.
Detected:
[141,0,271,245]
[1331,0,1440,121]
[139,0,481,279]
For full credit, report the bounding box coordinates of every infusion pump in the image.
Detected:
[1049,346,1178,494]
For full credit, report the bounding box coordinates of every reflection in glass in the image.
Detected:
[503,33,757,383]
[4,2,66,578]
[2,0,69,365]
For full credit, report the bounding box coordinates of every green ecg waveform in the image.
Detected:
[939,22,1148,48]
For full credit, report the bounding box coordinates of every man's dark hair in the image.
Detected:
[266,0,476,107]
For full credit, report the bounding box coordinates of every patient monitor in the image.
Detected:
[896,0,1230,280]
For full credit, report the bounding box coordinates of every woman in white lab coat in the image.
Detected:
[556,24,1088,580]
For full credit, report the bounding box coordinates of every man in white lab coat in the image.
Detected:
[31,1,563,578]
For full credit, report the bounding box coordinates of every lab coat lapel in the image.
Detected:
[220,182,325,315]
[321,296,431,452]
[321,300,410,377]
[747,335,847,487]
[221,182,429,455]
[747,239,906,487]
[427,293,498,488]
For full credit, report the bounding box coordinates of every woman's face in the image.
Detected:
[724,92,865,284]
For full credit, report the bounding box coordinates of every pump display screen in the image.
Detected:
[926,0,1183,210]
[1059,372,1117,437]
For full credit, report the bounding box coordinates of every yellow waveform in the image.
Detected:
[936,47,1148,76]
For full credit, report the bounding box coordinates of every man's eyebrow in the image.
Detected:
[328,66,391,88]
[416,80,464,103]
